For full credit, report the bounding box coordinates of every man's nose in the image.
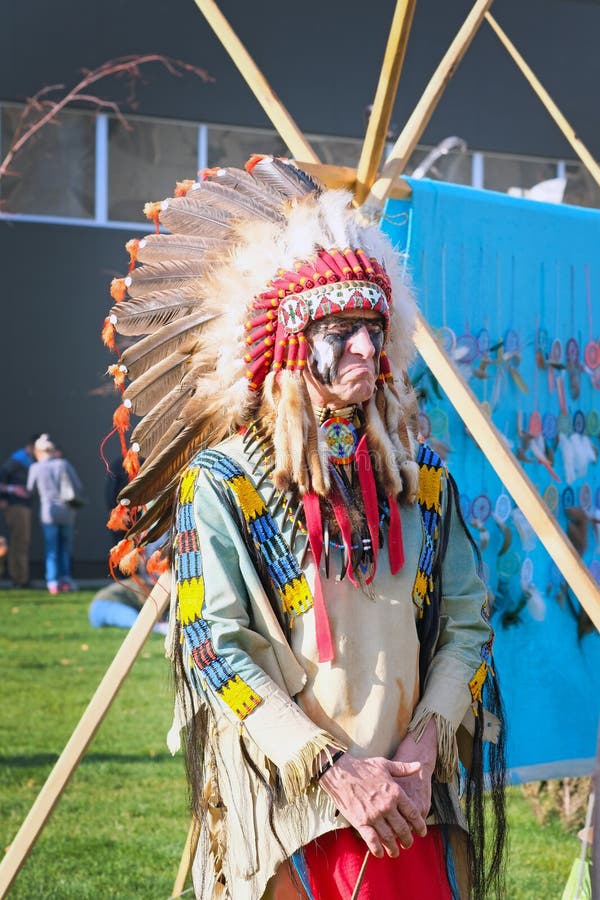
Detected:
[346,325,376,358]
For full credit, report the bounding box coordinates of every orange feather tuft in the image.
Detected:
[143,201,162,233]
[110,277,128,303]
[146,548,170,575]
[125,238,140,271]
[174,179,195,197]
[109,538,134,568]
[107,364,127,389]
[101,317,117,351]
[123,446,140,478]
[119,546,141,575]
[113,403,131,432]
[107,502,131,532]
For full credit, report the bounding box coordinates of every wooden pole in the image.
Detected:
[171,816,200,898]
[354,0,417,205]
[192,0,319,164]
[0,574,172,898]
[367,0,494,206]
[414,314,600,629]
[485,12,600,187]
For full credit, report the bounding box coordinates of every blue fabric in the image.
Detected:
[89,599,139,629]
[11,448,33,469]
[382,179,600,780]
[41,522,73,586]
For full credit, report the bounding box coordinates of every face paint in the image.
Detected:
[306,316,385,386]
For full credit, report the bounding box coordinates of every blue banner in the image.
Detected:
[383,179,600,781]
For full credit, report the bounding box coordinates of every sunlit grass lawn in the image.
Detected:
[1,589,581,898]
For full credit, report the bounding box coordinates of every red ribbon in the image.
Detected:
[303,492,334,663]
[387,492,405,574]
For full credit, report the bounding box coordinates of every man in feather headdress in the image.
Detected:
[105,156,506,899]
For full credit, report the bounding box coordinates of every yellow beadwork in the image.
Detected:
[281,577,312,615]
[178,576,205,625]
[219,675,262,719]
[417,464,444,512]
[230,475,267,521]
[180,467,198,505]
[469,661,488,704]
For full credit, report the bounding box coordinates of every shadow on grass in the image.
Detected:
[1,752,175,767]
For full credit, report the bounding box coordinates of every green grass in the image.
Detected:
[0,589,582,898]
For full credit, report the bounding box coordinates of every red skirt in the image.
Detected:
[302,826,453,900]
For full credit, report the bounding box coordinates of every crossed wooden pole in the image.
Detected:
[1,1,599,896]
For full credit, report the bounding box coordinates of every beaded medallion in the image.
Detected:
[321,415,359,465]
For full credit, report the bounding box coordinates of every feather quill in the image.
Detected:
[121,313,214,379]
[111,291,198,337]
[207,167,284,207]
[130,380,195,455]
[119,422,209,507]
[159,197,233,237]
[122,351,189,415]
[188,181,284,223]
[250,156,323,199]
[135,233,222,264]
[126,259,209,299]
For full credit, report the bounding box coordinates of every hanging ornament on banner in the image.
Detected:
[542,411,558,443]
[438,326,456,354]
[562,486,575,512]
[428,407,449,440]
[477,327,491,356]
[535,326,549,370]
[512,508,537,552]
[584,340,600,371]
[520,557,534,588]
[528,411,542,437]
[455,326,479,365]
[471,494,492,522]
[494,492,512,523]
[504,328,520,356]
[566,337,581,401]
[543,483,559,512]
[579,483,592,512]
[497,549,521,579]
[459,494,472,521]
[573,410,586,435]
[548,337,563,393]
[586,409,600,436]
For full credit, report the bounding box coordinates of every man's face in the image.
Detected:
[303,309,385,408]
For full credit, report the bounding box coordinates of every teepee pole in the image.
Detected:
[192,0,319,164]
[367,0,493,205]
[354,0,417,205]
[0,575,171,897]
[485,12,600,186]
[171,816,200,898]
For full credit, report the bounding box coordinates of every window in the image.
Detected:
[0,105,95,217]
[108,117,199,223]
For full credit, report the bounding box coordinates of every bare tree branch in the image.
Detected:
[0,54,213,182]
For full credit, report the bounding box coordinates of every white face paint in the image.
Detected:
[311,338,335,379]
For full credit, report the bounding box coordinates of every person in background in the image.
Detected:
[27,434,85,595]
[0,435,38,588]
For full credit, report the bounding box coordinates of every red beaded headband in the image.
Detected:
[244,247,393,391]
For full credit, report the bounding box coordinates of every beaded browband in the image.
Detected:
[244,247,393,391]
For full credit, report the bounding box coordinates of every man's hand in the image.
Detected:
[392,718,438,821]
[319,754,427,858]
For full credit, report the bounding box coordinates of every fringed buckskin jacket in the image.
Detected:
[166,434,495,899]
